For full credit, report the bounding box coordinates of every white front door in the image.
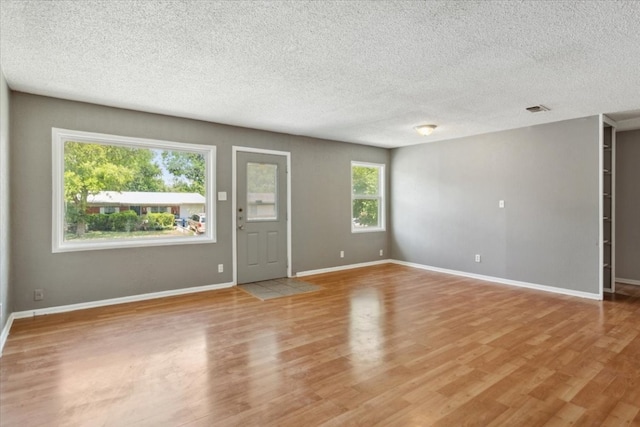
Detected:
[236,151,288,284]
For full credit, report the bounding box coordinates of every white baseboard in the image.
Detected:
[11,281,234,320]
[390,260,602,301]
[0,313,16,357]
[296,260,390,277]
[1,259,605,355]
[1,281,234,356]
[617,277,640,286]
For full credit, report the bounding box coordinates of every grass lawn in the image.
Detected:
[65,228,189,241]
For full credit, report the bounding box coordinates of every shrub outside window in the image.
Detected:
[351,161,385,232]
[52,128,216,252]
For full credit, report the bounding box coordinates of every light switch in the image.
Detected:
[218,191,227,201]
[499,200,505,208]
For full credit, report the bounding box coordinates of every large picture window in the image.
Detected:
[52,128,216,252]
[351,161,385,232]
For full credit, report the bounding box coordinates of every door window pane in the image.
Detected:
[247,162,277,221]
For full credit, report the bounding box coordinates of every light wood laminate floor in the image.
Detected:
[2,264,640,426]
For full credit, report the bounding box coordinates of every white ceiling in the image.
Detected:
[1,1,640,148]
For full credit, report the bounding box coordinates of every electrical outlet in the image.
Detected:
[34,289,44,301]
[340,250,344,258]
[218,264,224,273]
[475,254,481,263]
[379,249,384,256]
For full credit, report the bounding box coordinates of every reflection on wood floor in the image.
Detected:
[2,264,640,426]
[610,282,640,299]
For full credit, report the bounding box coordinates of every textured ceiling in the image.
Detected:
[1,1,640,148]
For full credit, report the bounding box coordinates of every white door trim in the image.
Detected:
[232,146,292,284]
[599,114,604,296]
[600,114,617,296]
[610,116,616,294]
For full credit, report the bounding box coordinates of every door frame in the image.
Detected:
[600,115,617,296]
[232,146,292,284]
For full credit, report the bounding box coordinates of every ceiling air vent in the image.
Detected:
[526,105,550,113]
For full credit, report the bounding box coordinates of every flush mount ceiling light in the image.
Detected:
[414,124,437,136]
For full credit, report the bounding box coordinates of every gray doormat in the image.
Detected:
[238,278,323,300]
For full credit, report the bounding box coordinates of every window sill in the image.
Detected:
[351,227,386,234]
[53,235,216,253]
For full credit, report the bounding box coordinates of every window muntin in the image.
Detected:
[246,162,278,221]
[351,161,385,232]
[52,128,216,252]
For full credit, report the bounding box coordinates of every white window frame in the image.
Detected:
[351,161,385,233]
[52,128,216,253]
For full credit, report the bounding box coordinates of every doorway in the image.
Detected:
[602,115,616,295]
[233,147,291,284]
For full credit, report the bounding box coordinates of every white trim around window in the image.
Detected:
[351,161,385,233]
[52,128,216,253]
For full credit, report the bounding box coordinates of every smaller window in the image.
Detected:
[148,206,169,213]
[100,206,120,214]
[351,161,385,232]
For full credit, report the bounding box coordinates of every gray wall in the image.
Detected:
[11,93,389,311]
[390,116,601,294]
[616,129,640,281]
[0,71,10,331]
